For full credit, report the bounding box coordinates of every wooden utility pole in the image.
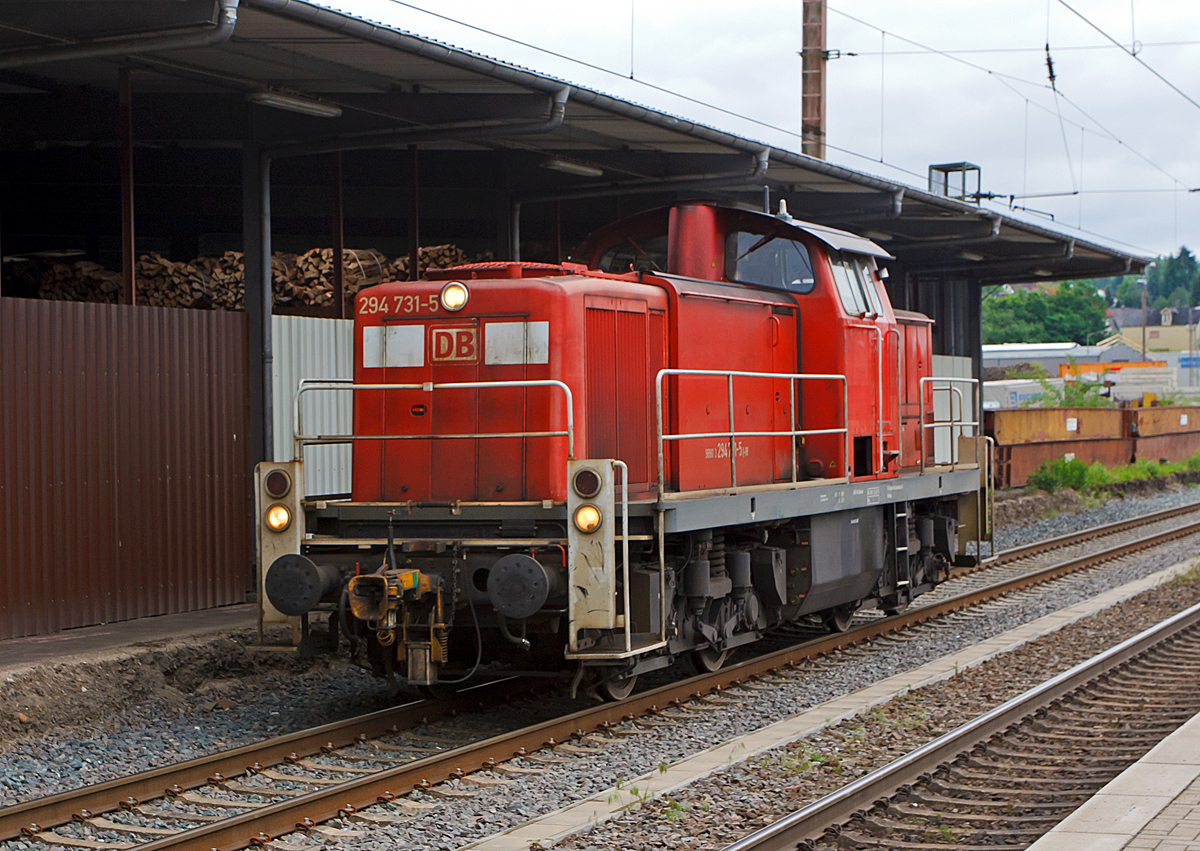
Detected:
[801,0,826,159]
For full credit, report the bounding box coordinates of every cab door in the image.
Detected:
[771,306,798,481]
[830,256,888,479]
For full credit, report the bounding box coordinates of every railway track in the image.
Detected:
[722,598,1200,851]
[4,501,1200,851]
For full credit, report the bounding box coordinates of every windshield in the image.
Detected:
[597,235,668,273]
[725,231,815,292]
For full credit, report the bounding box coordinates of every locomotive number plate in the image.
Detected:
[431,327,479,363]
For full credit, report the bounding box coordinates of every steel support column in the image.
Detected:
[118,66,135,305]
[332,151,345,319]
[407,144,419,281]
[242,142,273,466]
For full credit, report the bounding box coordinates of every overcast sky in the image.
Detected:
[331,0,1200,261]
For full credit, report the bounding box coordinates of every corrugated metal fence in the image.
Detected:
[271,315,354,497]
[0,298,253,639]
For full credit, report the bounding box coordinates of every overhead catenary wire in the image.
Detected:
[376,0,1191,251]
[1010,187,1195,198]
[879,30,885,161]
[848,40,1200,57]
[1045,41,1077,193]
[379,0,934,181]
[829,4,1192,190]
[1055,0,1200,115]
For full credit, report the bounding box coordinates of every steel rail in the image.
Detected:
[989,499,1200,567]
[112,515,1200,849]
[7,501,1200,850]
[720,599,1200,851]
[0,677,532,842]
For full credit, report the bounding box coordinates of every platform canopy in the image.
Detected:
[0,0,1147,286]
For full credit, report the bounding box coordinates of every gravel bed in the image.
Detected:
[561,569,1200,851]
[239,539,1198,851]
[2,488,1199,851]
[993,482,1200,551]
[0,652,396,807]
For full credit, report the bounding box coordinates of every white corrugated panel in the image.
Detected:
[931,355,974,464]
[272,316,354,497]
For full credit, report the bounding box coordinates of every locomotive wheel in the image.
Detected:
[686,646,730,674]
[822,604,856,633]
[881,592,910,616]
[597,673,638,701]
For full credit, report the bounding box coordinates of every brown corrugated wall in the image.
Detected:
[0,297,253,639]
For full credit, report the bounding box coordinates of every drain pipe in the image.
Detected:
[511,148,768,261]
[268,86,569,160]
[898,214,1002,252]
[0,0,238,69]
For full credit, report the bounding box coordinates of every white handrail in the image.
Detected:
[983,435,997,562]
[885,327,902,469]
[918,376,980,471]
[655,368,849,498]
[291,379,575,460]
[613,459,631,653]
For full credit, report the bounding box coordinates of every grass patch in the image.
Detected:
[1166,559,1200,588]
[1026,450,1200,494]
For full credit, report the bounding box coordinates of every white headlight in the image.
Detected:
[265,504,292,532]
[440,281,469,311]
[573,504,602,534]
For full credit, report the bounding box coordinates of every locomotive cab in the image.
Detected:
[257,201,992,699]
[579,201,905,482]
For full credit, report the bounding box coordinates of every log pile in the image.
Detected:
[36,261,121,304]
[32,244,484,311]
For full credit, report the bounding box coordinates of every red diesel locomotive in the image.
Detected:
[257,201,991,699]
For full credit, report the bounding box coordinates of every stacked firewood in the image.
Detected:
[36,261,121,304]
[32,244,483,310]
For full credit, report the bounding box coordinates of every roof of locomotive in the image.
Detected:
[573,202,893,268]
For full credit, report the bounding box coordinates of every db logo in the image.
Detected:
[431,327,478,363]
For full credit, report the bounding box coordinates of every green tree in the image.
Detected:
[1164,247,1199,304]
[1152,285,1190,311]
[1115,275,1143,308]
[1109,249,1200,310]
[982,282,1108,345]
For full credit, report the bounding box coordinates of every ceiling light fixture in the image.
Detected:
[542,158,603,178]
[246,90,342,118]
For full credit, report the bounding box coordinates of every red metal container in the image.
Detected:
[988,408,1124,445]
[993,439,1135,488]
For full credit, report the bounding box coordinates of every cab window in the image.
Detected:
[597,235,668,273]
[831,254,883,316]
[854,259,885,314]
[726,231,815,292]
[831,258,866,314]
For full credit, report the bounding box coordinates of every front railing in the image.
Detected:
[292,378,575,462]
[613,459,632,653]
[655,369,849,498]
[918,376,980,471]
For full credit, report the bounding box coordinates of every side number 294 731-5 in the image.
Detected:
[359,294,439,315]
